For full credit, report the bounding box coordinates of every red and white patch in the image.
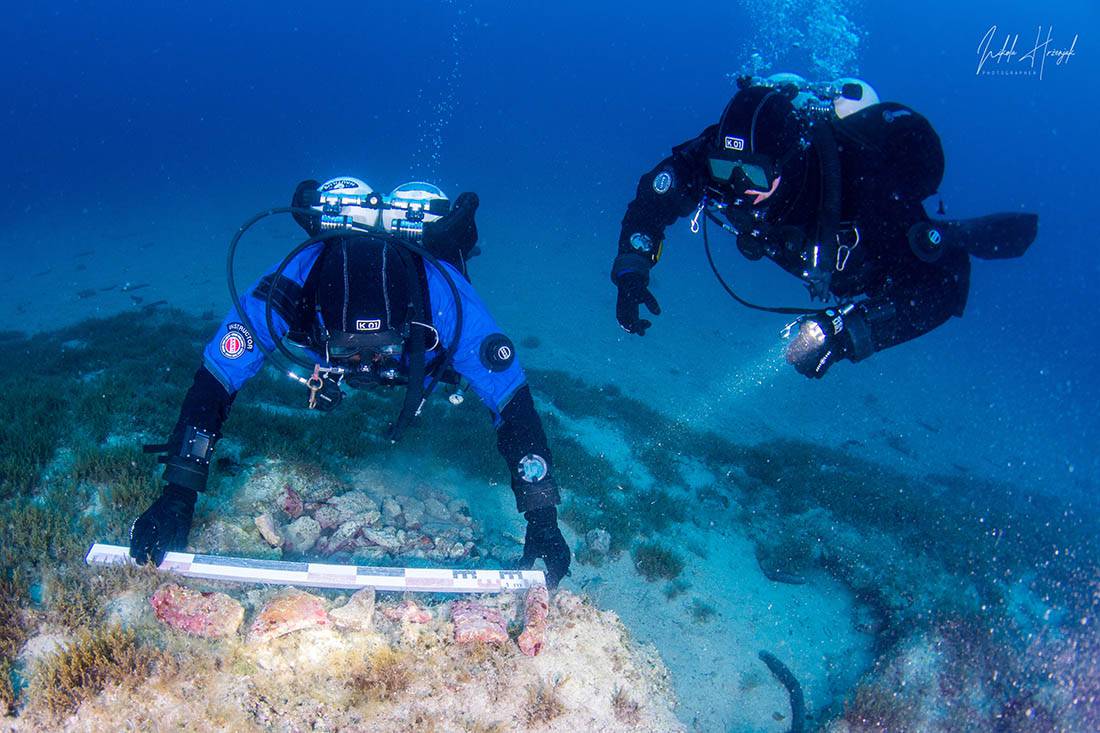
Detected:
[220,331,247,359]
[219,322,254,359]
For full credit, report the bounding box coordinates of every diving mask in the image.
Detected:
[324,329,405,363]
[707,151,775,191]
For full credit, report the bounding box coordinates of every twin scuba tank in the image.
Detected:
[311,178,451,240]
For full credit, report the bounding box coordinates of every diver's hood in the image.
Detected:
[714,86,802,157]
[313,235,415,339]
[710,86,809,208]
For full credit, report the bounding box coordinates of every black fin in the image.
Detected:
[943,212,1038,260]
[909,213,1038,262]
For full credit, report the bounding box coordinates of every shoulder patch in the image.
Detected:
[479,333,515,373]
[517,454,549,483]
[629,232,654,253]
[652,170,674,194]
[220,322,254,359]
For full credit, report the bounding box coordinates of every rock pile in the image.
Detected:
[252,479,481,564]
[149,581,551,658]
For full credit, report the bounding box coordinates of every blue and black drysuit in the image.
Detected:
[161,238,560,516]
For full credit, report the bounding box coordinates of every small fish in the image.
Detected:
[76,288,97,300]
[141,299,168,312]
[32,268,53,278]
[130,295,144,305]
[915,419,941,434]
[99,284,118,292]
[121,282,150,293]
[76,249,95,257]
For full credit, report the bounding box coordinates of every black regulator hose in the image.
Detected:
[701,209,817,316]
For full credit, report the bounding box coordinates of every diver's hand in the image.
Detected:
[424,191,479,257]
[785,309,851,379]
[129,483,197,566]
[517,506,571,589]
[611,253,660,336]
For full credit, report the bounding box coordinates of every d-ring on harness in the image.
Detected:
[835,226,860,272]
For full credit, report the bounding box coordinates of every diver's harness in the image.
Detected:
[227,206,465,443]
[690,75,859,331]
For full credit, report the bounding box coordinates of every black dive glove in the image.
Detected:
[785,308,854,379]
[291,179,322,236]
[517,506,571,589]
[129,483,197,566]
[611,253,660,336]
[424,191,479,261]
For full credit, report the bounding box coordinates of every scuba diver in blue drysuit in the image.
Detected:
[129,177,570,587]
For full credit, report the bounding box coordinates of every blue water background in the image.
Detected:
[0,0,1096,487]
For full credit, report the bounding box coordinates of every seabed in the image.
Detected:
[0,310,1096,732]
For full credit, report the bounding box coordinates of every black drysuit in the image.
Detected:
[614,103,971,358]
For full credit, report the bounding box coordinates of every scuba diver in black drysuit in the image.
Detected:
[611,75,1038,377]
[129,177,570,587]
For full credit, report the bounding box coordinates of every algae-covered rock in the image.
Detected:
[361,526,401,552]
[380,599,432,624]
[193,519,281,559]
[423,496,450,521]
[381,497,402,524]
[248,589,329,643]
[451,600,509,645]
[329,588,376,632]
[253,513,282,548]
[517,585,549,656]
[330,491,380,524]
[283,515,321,554]
[586,528,611,556]
[280,485,304,518]
[397,495,425,527]
[151,583,244,638]
[312,504,341,529]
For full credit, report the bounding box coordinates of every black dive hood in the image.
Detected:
[226,206,464,442]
